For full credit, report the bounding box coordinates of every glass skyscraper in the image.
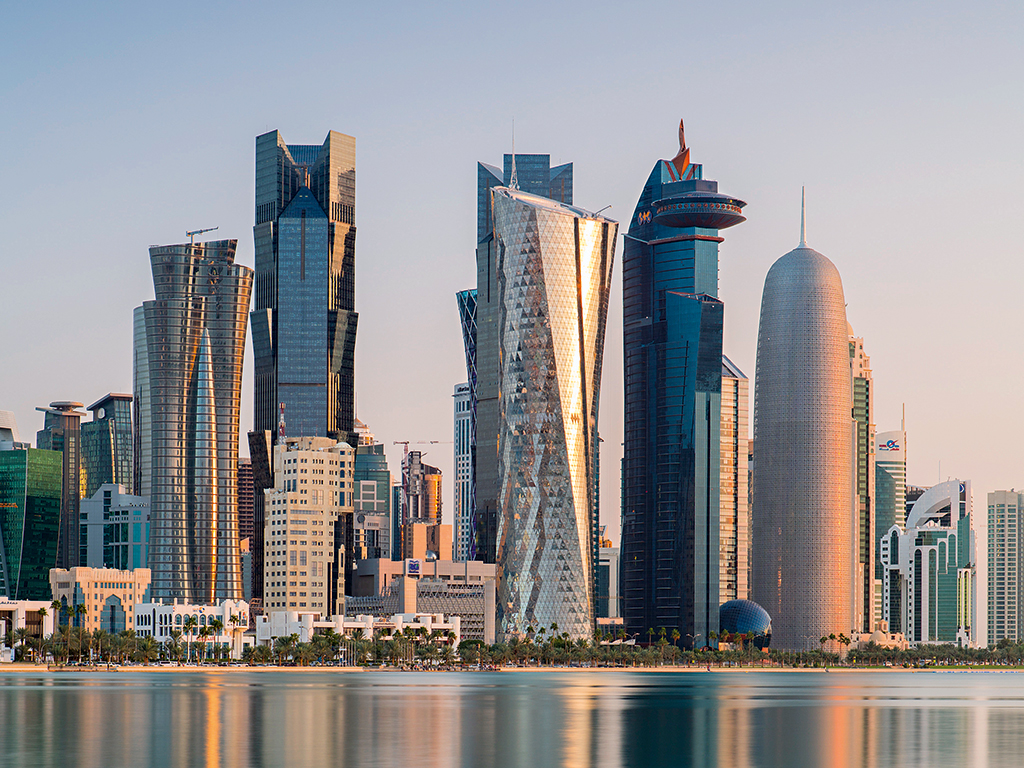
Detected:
[81,393,133,498]
[134,239,253,602]
[620,122,746,646]
[36,401,86,569]
[720,355,749,605]
[249,130,358,609]
[490,186,617,641]
[0,448,62,600]
[465,154,573,564]
[850,327,875,632]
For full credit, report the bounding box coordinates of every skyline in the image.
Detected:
[3,2,1023,545]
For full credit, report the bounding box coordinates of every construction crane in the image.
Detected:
[392,440,452,461]
[186,226,219,244]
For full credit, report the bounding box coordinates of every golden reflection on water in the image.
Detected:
[2,671,1024,767]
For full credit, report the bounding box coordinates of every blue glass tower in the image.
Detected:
[621,122,746,645]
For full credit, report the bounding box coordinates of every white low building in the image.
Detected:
[0,598,56,663]
[135,599,252,659]
[256,610,460,646]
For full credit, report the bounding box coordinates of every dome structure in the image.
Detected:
[751,195,855,651]
[719,600,772,649]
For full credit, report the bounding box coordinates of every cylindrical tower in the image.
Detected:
[751,229,854,651]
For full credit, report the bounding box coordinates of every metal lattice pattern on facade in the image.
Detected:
[751,246,854,650]
[491,188,616,640]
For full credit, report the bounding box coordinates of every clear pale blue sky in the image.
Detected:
[2,0,1022,542]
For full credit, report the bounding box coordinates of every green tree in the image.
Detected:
[183,616,198,663]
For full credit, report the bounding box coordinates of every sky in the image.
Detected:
[2,0,1022,544]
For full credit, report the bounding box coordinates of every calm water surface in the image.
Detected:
[2,668,1024,767]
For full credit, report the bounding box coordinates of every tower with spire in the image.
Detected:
[620,121,746,646]
[750,195,857,649]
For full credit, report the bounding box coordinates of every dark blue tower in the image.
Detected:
[621,121,745,645]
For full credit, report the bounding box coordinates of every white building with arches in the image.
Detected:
[135,599,252,658]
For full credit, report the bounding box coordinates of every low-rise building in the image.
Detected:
[850,620,909,652]
[134,599,252,659]
[0,598,56,662]
[49,567,151,633]
[256,610,460,647]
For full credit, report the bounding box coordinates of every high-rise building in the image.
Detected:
[133,239,253,602]
[249,129,358,610]
[36,401,86,569]
[262,437,354,614]
[751,199,855,651]
[988,490,1023,643]
[353,442,393,563]
[597,540,621,620]
[880,480,985,647]
[237,457,254,542]
[454,383,472,561]
[621,122,746,647]
[875,431,906,562]
[400,450,442,559]
[456,291,478,559]
[0,448,61,600]
[489,184,617,641]
[49,567,151,633]
[849,327,875,632]
[81,394,133,497]
[80,483,149,570]
[0,412,29,451]
[720,355,750,604]
[466,154,573,564]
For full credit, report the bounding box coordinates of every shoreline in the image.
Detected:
[2,662,1022,674]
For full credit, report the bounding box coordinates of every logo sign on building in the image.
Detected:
[878,439,902,452]
[405,559,421,576]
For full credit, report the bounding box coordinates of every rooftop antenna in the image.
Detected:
[901,403,905,432]
[187,226,219,245]
[509,118,519,191]
[799,187,807,247]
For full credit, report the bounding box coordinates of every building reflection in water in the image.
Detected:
[1,671,1024,767]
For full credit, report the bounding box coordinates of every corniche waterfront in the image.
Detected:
[2,669,1024,767]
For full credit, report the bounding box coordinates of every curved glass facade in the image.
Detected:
[719,599,772,649]
[491,187,616,640]
[134,240,253,602]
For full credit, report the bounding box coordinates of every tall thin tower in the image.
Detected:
[751,197,854,650]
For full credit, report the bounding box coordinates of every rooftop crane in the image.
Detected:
[186,226,219,245]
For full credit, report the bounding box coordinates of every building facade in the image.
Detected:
[620,122,746,646]
[50,567,151,634]
[262,437,354,615]
[353,442,393,562]
[36,401,86,569]
[238,457,254,543]
[456,291,478,558]
[81,393,133,497]
[880,480,984,647]
[400,451,441,559]
[467,154,573,565]
[875,428,907,623]
[135,598,250,658]
[454,383,472,561]
[0,448,61,600]
[80,483,150,570]
[720,355,750,604]
[489,185,617,641]
[850,326,876,632]
[751,204,855,651]
[133,239,253,602]
[988,490,1022,643]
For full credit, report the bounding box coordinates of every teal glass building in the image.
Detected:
[36,401,86,569]
[81,393,133,498]
[620,122,746,645]
[0,448,62,600]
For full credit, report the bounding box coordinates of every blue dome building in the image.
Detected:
[719,600,772,649]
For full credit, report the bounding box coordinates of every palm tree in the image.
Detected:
[73,604,88,663]
[671,628,681,648]
[209,619,224,660]
[167,629,183,663]
[183,616,197,663]
[198,627,212,663]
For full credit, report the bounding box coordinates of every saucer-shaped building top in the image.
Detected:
[719,599,772,649]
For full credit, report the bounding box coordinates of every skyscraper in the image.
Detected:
[0,447,61,600]
[849,327,875,632]
[720,355,750,604]
[237,457,254,542]
[134,239,253,602]
[467,154,573,564]
[490,185,617,640]
[36,401,86,569]
[751,200,854,650]
[81,393,133,497]
[454,382,472,561]
[988,490,1022,643]
[249,130,358,609]
[874,427,906,627]
[620,122,746,646]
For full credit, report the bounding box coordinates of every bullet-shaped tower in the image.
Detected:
[751,198,854,650]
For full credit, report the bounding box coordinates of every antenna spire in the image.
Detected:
[799,186,807,247]
[509,118,519,191]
